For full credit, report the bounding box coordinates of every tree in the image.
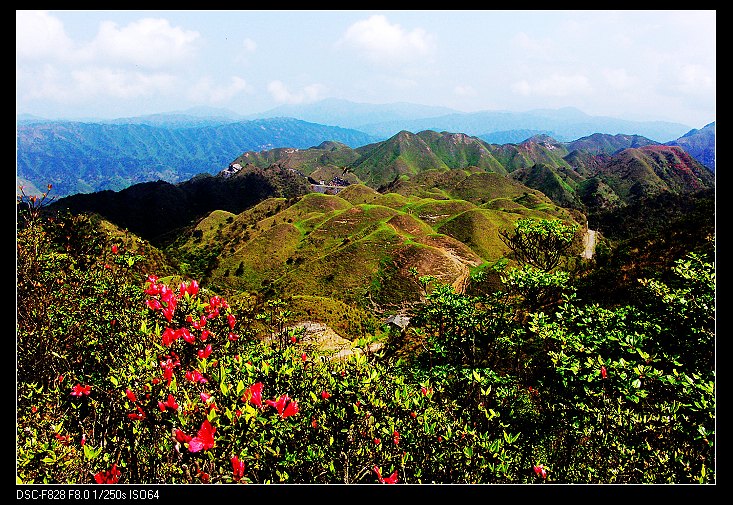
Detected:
[499,218,579,272]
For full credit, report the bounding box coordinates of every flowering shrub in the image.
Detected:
[16,201,714,484]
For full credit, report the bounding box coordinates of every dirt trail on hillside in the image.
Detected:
[582,229,596,259]
[285,321,383,361]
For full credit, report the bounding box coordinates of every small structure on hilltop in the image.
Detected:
[385,314,410,334]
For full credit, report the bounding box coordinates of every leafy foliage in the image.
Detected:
[16,184,715,484]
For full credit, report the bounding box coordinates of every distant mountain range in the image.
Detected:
[17,101,714,198]
[51,129,714,246]
[17,118,378,197]
[245,98,696,143]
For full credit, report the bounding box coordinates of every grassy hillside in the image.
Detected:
[169,169,582,314]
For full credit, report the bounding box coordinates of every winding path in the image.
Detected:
[582,229,596,260]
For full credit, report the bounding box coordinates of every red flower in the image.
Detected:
[393,431,400,445]
[266,394,299,418]
[231,455,245,481]
[174,428,192,444]
[197,344,213,359]
[227,313,236,329]
[228,332,239,341]
[282,400,299,418]
[185,370,208,384]
[128,406,145,421]
[179,280,200,298]
[410,412,417,419]
[188,420,216,453]
[200,329,211,341]
[111,244,118,254]
[179,328,196,344]
[533,464,548,479]
[81,434,87,446]
[373,466,398,484]
[242,382,264,408]
[601,366,608,380]
[94,463,121,484]
[374,438,381,445]
[200,392,212,403]
[320,390,330,400]
[290,336,297,343]
[311,418,318,429]
[146,299,162,311]
[125,389,137,402]
[158,394,178,411]
[301,352,307,362]
[70,384,91,396]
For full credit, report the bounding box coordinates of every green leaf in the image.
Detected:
[83,444,102,460]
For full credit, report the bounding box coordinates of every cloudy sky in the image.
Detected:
[16,10,716,127]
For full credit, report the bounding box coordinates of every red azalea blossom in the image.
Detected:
[111,244,118,254]
[410,412,417,419]
[301,353,307,362]
[533,464,548,479]
[94,463,121,484]
[200,392,212,403]
[128,406,145,421]
[321,390,330,400]
[266,394,299,418]
[158,394,178,411]
[179,280,199,298]
[290,335,297,343]
[198,472,210,483]
[373,466,398,484]
[227,313,236,329]
[70,384,91,396]
[188,420,216,453]
[228,332,239,341]
[312,418,318,429]
[601,366,608,379]
[200,329,211,341]
[185,369,208,384]
[125,389,137,402]
[242,382,264,408]
[231,455,245,481]
[81,434,87,446]
[393,431,400,445]
[179,328,196,344]
[174,428,192,444]
[197,344,213,359]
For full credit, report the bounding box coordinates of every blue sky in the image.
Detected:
[16,10,716,127]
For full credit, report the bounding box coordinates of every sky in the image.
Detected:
[16,10,716,127]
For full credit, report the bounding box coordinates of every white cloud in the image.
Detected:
[453,84,476,97]
[242,38,257,53]
[674,64,715,94]
[267,80,325,104]
[88,18,200,69]
[339,15,433,64]
[188,76,251,104]
[71,67,176,99]
[16,10,74,60]
[601,68,637,90]
[512,74,593,97]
